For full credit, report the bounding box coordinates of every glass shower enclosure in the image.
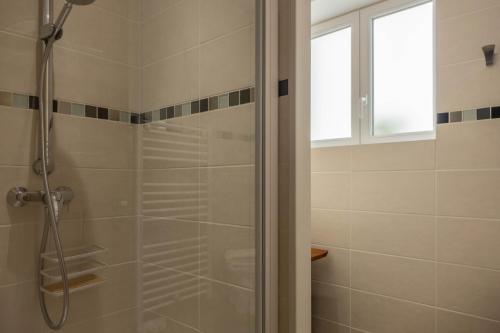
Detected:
[0,0,264,332]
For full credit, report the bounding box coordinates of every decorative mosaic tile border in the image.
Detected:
[0,86,256,125]
[437,106,500,124]
[139,87,255,124]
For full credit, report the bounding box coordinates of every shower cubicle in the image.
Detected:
[0,0,264,332]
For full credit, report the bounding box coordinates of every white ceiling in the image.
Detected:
[311,0,381,25]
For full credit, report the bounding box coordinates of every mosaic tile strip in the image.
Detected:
[141,86,256,124]
[0,86,256,125]
[437,106,500,124]
[0,91,134,124]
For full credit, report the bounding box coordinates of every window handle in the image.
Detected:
[360,94,368,119]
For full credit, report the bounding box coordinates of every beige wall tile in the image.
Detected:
[51,168,137,220]
[437,170,500,219]
[142,218,199,274]
[0,32,37,94]
[0,223,37,286]
[54,114,137,170]
[201,166,254,227]
[311,173,350,210]
[312,317,350,333]
[351,291,435,333]
[351,251,435,305]
[311,246,349,287]
[200,279,255,333]
[0,282,42,333]
[142,0,199,65]
[199,0,255,43]
[45,308,138,333]
[141,311,199,333]
[312,281,350,325]
[54,46,139,112]
[200,223,254,289]
[351,212,435,259]
[437,309,500,333]
[311,209,350,248]
[436,0,500,20]
[54,0,140,66]
[311,147,351,172]
[142,0,183,20]
[199,105,255,167]
[352,171,435,215]
[437,263,500,321]
[141,168,200,221]
[0,0,38,38]
[83,217,137,265]
[351,140,435,171]
[0,106,36,166]
[436,120,500,170]
[199,26,255,97]
[141,264,199,329]
[94,0,141,21]
[438,59,500,112]
[437,5,500,66]
[143,49,199,111]
[437,217,500,269]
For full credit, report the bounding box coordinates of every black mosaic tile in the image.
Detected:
[491,106,500,119]
[278,79,288,97]
[160,108,167,120]
[229,91,239,107]
[29,96,39,109]
[200,98,209,112]
[85,105,97,118]
[131,113,140,124]
[52,100,58,113]
[144,111,152,123]
[191,100,200,114]
[240,88,251,104]
[167,106,175,119]
[477,107,491,120]
[209,96,218,110]
[97,107,108,119]
[437,112,449,124]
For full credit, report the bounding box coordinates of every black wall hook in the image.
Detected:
[483,44,495,66]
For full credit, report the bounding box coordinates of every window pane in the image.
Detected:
[311,27,352,141]
[373,2,433,136]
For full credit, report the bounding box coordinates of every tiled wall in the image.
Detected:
[0,1,141,332]
[138,1,256,333]
[311,1,500,332]
[1,1,257,333]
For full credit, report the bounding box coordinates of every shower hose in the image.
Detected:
[37,37,70,330]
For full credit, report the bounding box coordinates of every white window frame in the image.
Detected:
[310,0,435,147]
[360,0,436,144]
[311,12,360,148]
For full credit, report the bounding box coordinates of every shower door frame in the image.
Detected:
[256,0,279,332]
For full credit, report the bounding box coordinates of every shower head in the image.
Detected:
[65,0,95,5]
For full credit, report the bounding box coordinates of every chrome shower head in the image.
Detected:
[66,0,95,5]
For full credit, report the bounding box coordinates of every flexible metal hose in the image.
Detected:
[37,38,70,330]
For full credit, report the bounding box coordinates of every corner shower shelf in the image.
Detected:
[40,244,108,297]
[41,274,106,297]
[41,244,107,263]
[41,259,107,281]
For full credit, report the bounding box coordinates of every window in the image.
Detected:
[311,27,352,142]
[311,0,435,146]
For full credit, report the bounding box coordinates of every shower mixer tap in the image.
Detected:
[7,186,74,218]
